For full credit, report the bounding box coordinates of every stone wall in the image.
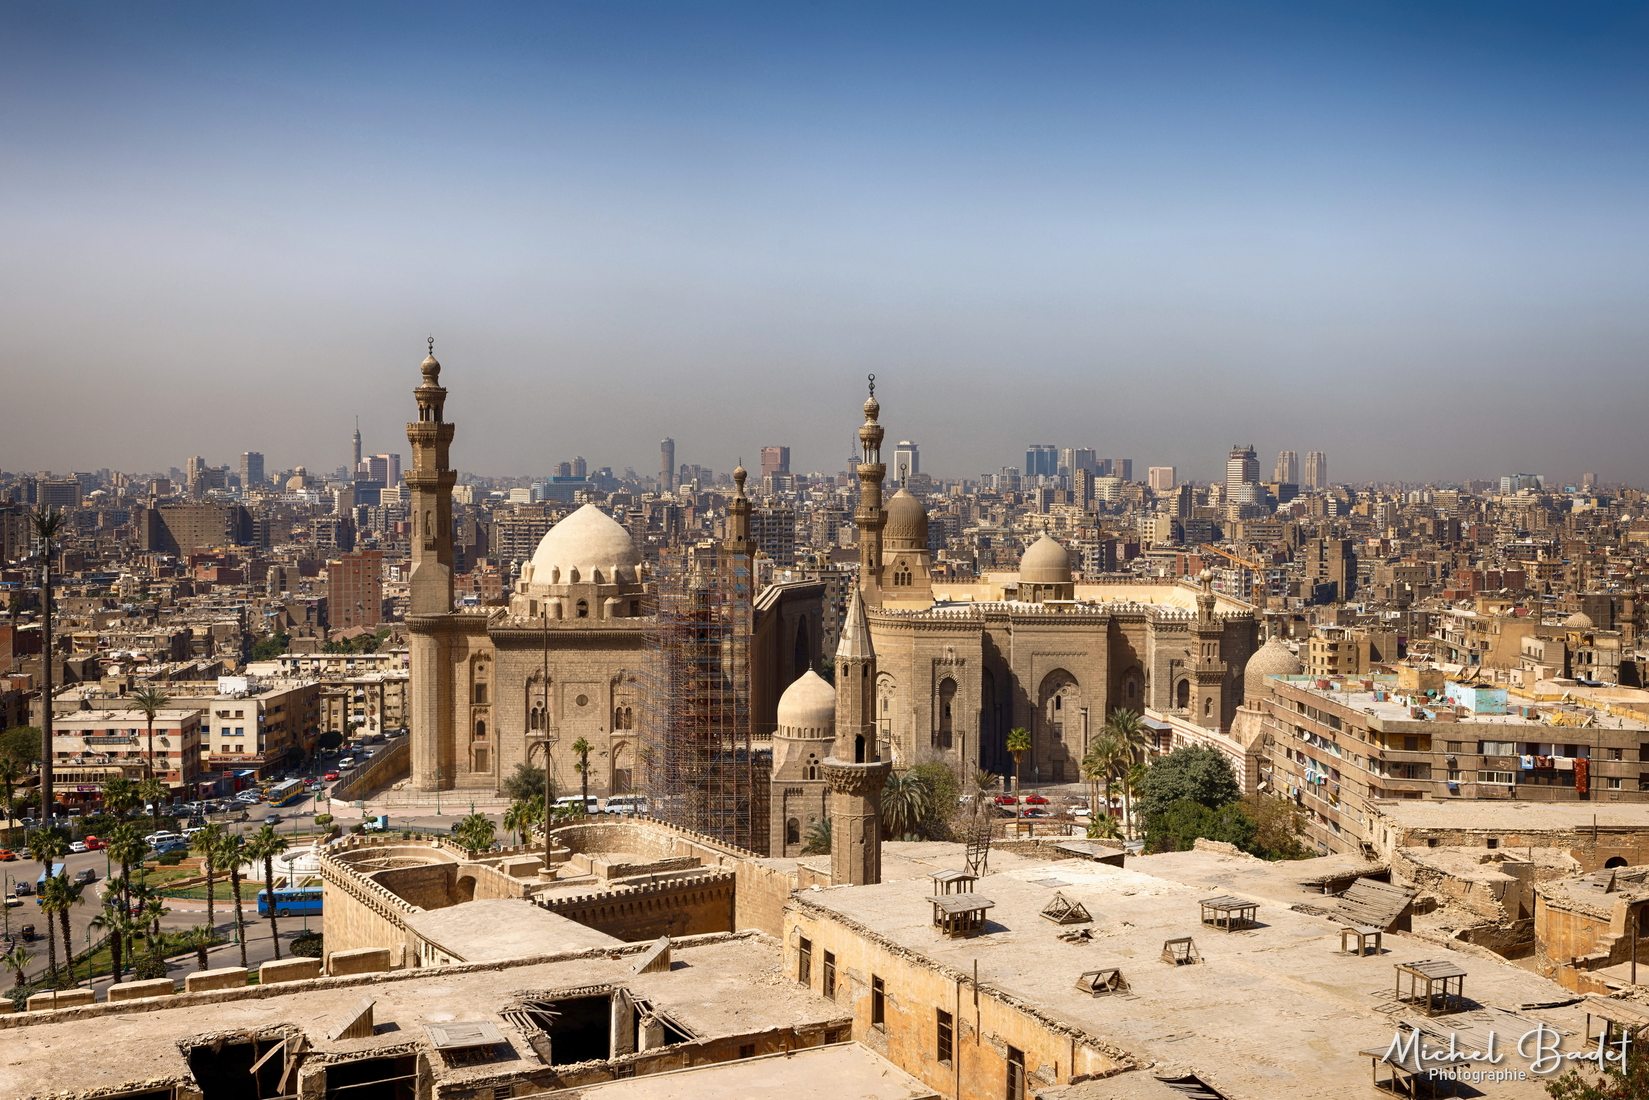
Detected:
[332,735,410,801]
[538,870,737,941]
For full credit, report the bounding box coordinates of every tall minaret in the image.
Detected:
[855,375,886,605]
[352,416,363,473]
[407,338,457,791]
[823,585,889,886]
[724,461,753,558]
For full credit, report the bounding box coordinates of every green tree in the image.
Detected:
[1103,708,1153,835]
[571,737,593,810]
[1145,798,1256,854]
[31,827,69,983]
[130,686,172,783]
[1086,814,1122,841]
[502,762,548,804]
[880,770,932,841]
[192,823,227,932]
[453,812,497,853]
[90,902,139,985]
[1005,727,1032,824]
[504,799,541,847]
[0,754,21,820]
[250,634,289,662]
[138,776,169,830]
[907,762,959,839]
[1135,746,1242,838]
[38,873,83,987]
[0,725,42,766]
[213,831,250,969]
[184,925,216,972]
[244,826,289,960]
[801,818,832,855]
[1243,794,1310,860]
[105,822,146,915]
[1546,1041,1649,1099]
[2,942,32,991]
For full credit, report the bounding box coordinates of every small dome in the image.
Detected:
[1019,534,1072,584]
[528,504,640,586]
[777,670,835,736]
[1244,636,1302,700]
[884,488,929,549]
[1564,610,1594,629]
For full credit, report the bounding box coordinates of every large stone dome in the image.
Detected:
[884,488,929,549]
[1564,610,1595,629]
[527,503,641,585]
[1019,534,1072,584]
[1244,636,1302,701]
[776,670,835,737]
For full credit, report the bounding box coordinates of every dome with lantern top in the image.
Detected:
[1019,534,1073,585]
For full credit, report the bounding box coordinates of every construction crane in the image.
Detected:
[1199,543,1268,603]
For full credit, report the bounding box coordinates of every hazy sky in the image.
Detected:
[4,2,1648,485]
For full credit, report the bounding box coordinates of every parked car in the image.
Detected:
[68,841,88,855]
[4,894,22,908]
[263,814,281,827]
[1022,793,1050,806]
[0,849,15,862]
[152,839,188,856]
[145,831,184,847]
[13,880,33,897]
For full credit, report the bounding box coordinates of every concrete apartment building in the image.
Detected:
[50,707,203,805]
[1263,668,1649,856]
[166,674,323,780]
[327,548,385,629]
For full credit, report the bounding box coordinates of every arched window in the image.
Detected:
[529,705,543,732]
[576,599,589,619]
[804,753,820,781]
[1176,679,1191,709]
[474,720,487,741]
[1203,697,1214,719]
[786,818,801,846]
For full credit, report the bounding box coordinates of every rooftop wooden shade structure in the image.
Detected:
[1198,895,1258,932]
[930,893,994,938]
[1582,994,1649,1047]
[929,868,977,896]
[1338,923,1383,957]
[1074,968,1129,996]
[1360,1039,1467,1098]
[1040,892,1092,925]
[1393,960,1467,1017]
[1161,936,1201,965]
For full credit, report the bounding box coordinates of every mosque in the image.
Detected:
[403,346,1261,858]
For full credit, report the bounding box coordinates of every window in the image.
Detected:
[474,683,488,705]
[822,951,836,998]
[871,976,885,1028]
[936,1009,953,1065]
[798,937,812,985]
[1007,1045,1025,1100]
[1608,777,1623,790]
[576,599,589,619]
[1479,770,1515,786]
[1480,740,1516,757]
[786,818,801,846]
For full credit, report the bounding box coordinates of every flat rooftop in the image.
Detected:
[1,933,841,1100]
[575,1042,936,1100]
[404,897,622,962]
[1369,798,1649,832]
[1277,675,1649,730]
[794,857,1588,1098]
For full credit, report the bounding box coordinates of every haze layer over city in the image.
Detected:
[4,5,1649,1100]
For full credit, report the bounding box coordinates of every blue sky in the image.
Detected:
[3,2,1647,484]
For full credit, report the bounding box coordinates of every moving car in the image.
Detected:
[83,836,107,850]
[0,849,14,862]
[263,814,281,826]
[73,868,96,886]
[68,841,88,854]
[323,771,339,781]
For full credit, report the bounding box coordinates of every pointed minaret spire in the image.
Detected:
[836,581,874,664]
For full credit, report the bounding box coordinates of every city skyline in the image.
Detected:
[5,3,1648,482]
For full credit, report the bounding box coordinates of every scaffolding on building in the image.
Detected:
[639,542,769,854]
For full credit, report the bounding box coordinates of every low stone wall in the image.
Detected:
[107,978,176,1002]
[327,947,393,976]
[185,966,247,992]
[332,736,411,802]
[261,957,323,984]
[26,989,94,1012]
[538,869,737,941]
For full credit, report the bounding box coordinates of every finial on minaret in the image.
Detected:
[867,372,875,396]
[420,336,442,386]
[428,335,435,355]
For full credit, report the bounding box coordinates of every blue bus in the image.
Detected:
[266,779,307,808]
[257,886,323,917]
[35,863,65,903]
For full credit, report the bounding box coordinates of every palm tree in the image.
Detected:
[183,925,216,972]
[1103,708,1153,837]
[1005,727,1032,824]
[100,776,141,820]
[106,822,146,919]
[453,812,496,853]
[503,799,540,847]
[39,874,82,987]
[90,901,137,984]
[32,507,63,829]
[0,755,19,823]
[801,818,831,855]
[244,825,288,959]
[31,827,68,982]
[214,832,250,969]
[1080,734,1120,823]
[879,770,932,840]
[130,687,172,783]
[1086,814,1122,841]
[2,942,32,991]
[192,823,226,932]
[571,737,593,810]
[138,777,169,830]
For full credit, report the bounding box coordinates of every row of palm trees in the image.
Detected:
[1080,708,1154,838]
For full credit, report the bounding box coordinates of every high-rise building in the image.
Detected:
[39,478,82,510]
[751,504,797,565]
[240,451,264,492]
[1304,451,1327,491]
[660,437,676,492]
[1225,445,1259,505]
[1274,450,1298,485]
[352,418,363,471]
[893,441,919,483]
[1147,466,1177,492]
[327,549,385,629]
[1024,444,1058,478]
[374,453,402,486]
[760,445,791,479]
[185,455,209,497]
[1111,458,1133,482]
[572,456,588,479]
[1071,447,1097,474]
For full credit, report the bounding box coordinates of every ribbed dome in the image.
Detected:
[1244,636,1302,700]
[1564,610,1595,629]
[776,670,835,737]
[528,503,640,585]
[1019,534,1072,584]
[884,488,929,549]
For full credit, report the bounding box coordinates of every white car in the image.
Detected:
[144,831,183,847]
[68,841,88,854]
